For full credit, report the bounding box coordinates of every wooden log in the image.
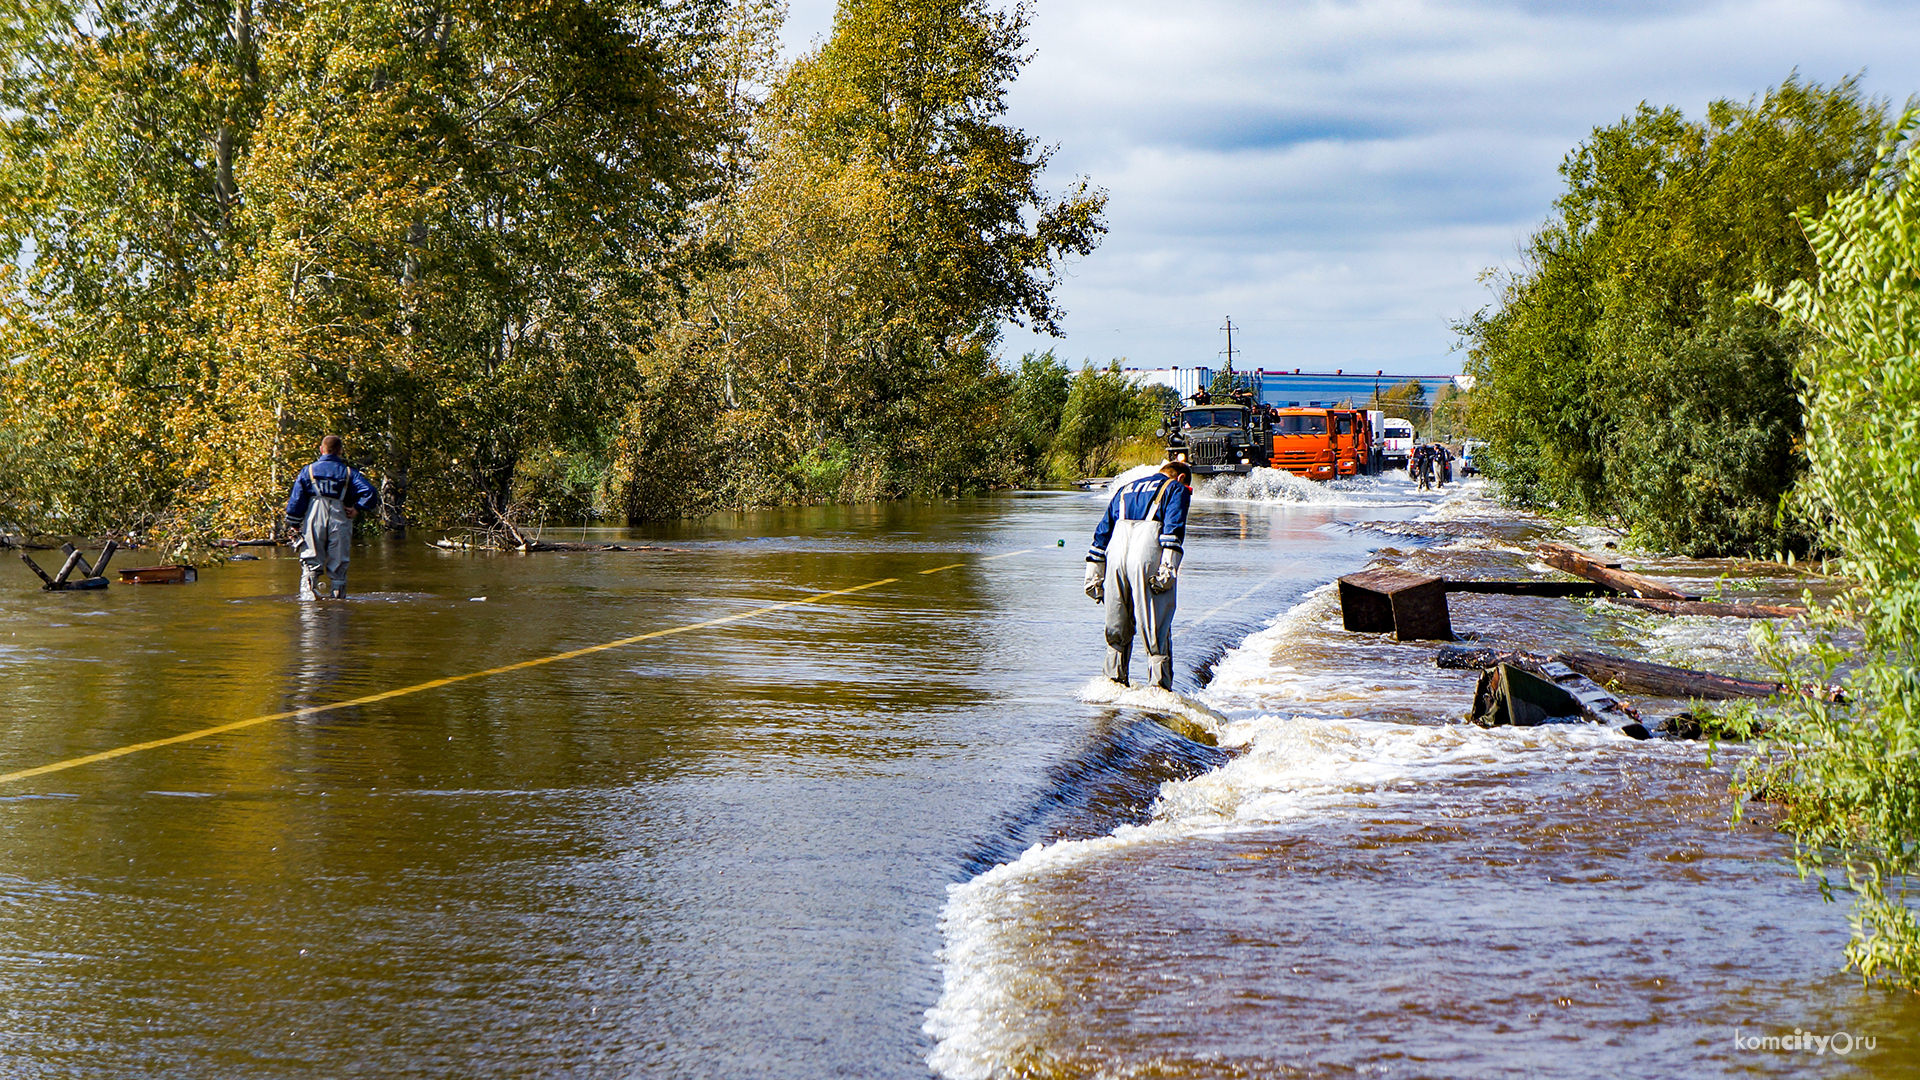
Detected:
[51,548,86,585]
[1608,597,1805,619]
[1537,542,1695,600]
[1556,649,1781,700]
[1338,567,1453,641]
[1442,580,1618,597]
[1438,643,1833,704]
[118,564,196,584]
[18,552,56,587]
[92,540,117,578]
[59,542,96,579]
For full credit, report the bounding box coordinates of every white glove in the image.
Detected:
[1084,561,1105,603]
[1149,548,1182,593]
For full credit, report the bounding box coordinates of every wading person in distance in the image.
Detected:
[1083,460,1194,691]
[284,435,378,600]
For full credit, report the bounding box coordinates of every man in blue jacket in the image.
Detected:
[284,435,378,600]
[1084,461,1194,690]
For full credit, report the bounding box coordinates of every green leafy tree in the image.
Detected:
[1459,75,1888,554]
[1748,109,1920,987]
[614,0,1106,513]
[1051,363,1157,478]
[1371,379,1428,432]
[1006,349,1071,481]
[0,0,728,543]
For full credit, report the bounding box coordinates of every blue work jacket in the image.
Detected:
[1087,473,1190,562]
[284,455,378,522]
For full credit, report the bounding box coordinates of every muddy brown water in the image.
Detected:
[1,473,1915,1078]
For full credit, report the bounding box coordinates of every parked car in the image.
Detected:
[1460,440,1487,476]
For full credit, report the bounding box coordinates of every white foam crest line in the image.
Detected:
[925,715,1666,1076]
[1077,677,1233,732]
[1198,582,1342,707]
[1413,481,1512,524]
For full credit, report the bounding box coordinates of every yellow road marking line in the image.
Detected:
[0,577,898,787]
[922,549,1033,574]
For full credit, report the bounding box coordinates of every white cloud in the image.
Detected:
[782,0,1920,373]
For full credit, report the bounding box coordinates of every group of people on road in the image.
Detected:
[1409,442,1454,490]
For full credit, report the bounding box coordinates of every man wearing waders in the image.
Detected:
[284,436,377,600]
[1083,461,1194,691]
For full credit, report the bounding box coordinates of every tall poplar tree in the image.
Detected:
[617,0,1106,516]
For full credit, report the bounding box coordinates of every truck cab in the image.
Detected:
[1166,405,1269,475]
[1268,408,1338,480]
[1330,409,1373,477]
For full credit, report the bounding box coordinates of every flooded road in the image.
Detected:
[1,475,1915,1077]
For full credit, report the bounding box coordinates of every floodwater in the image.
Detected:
[0,472,1914,1078]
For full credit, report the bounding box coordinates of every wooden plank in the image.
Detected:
[1537,542,1694,600]
[118,564,193,584]
[18,552,55,587]
[1443,580,1618,597]
[1608,597,1805,619]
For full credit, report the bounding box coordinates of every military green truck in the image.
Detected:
[1163,404,1271,476]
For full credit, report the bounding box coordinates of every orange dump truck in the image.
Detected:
[1267,407,1382,480]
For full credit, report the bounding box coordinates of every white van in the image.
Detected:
[1380,418,1414,467]
[1461,440,1487,476]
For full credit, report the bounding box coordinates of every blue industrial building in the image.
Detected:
[1124,366,1462,409]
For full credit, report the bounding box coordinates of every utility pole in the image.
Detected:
[1219,316,1239,374]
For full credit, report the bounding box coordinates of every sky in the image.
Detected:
[778,0,1920,376]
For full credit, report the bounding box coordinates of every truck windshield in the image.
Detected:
[1273,415,1328,435]
[1182,409,1243,429]
[1385,425,1413,439]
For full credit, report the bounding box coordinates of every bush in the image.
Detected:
[1747,109,1920,987]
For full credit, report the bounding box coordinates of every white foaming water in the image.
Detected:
[1091,463,1165,496]
[1196,467,1423,507]
[926,572,1675,1078]
[924,704,1656,1078]
[1076,676,1233,735]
